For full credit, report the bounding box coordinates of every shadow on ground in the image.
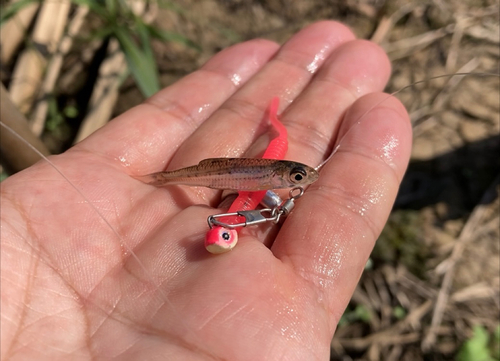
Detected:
[395,134,499,215]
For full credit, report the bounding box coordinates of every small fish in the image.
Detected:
[136,158,319,191]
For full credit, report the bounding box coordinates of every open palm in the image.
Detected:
[1,21,412,360]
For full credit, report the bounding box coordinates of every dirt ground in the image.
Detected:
[2,0,499,360]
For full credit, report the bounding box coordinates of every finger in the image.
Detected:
[165,21,356,171]
[216,39,392,210]
[74,39,280,173]
[271,93,412,324]
[280,39,391,167]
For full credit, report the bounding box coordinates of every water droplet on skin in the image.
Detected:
[381,135,399,165]
[277,305,301,339]
[364,184,386,206]
[230,73,242,86]
[197,103,210,115]
[117,156,130,167]
[306,47,328,74]
[345,201,369,217]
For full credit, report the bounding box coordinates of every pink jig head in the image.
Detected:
[205,227,238,253]
[205,96,288,254]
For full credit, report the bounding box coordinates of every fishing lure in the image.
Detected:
[204,97,289,253]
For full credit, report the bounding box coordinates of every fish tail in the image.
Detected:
[133,171,183,187]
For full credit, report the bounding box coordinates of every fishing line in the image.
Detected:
[0,121,218,357]
[315,72,499,171]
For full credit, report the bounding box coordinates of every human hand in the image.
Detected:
[1,21,411,360]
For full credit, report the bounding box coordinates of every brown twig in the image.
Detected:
[373,271,392,329]
[412,58,480,137]
[445,16,466,72]
[463,4,500,43]
[339,331,421,350]
[451,282,499,303]
[432,57,480,111]
[384,25,455,60]
[371,4,422,44]
[336,300,433,351]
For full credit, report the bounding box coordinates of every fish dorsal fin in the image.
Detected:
[197,158,235,169]
[197,158,279,169]
[198,158,231,165]
[198,158,280,167]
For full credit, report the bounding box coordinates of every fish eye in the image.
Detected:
[221,230,231,241]
[290,167,307,183]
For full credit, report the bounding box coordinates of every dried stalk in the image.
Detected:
[8,0,71,114]
[0,0,40,64]
[0,83,50,172]
[371,4,422,44]
[74,0,158,142]
[73,38,127,143]
[31,5,89,136]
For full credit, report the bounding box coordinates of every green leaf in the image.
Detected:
[114,27,160,98]
[68,0,108,18]
[63,105,79,118]
[0,169,9,182]
[354,305,371,323]
[105,0,117,17]
[157,0,185,13]
[492,325,500,360]
[215,25,242,43]
[146,24,201,51]
[46,98,64,131]
[457,325,493,361]
[393,306,406,320]
[135,18,155,62]
[85,27,114,42]
[1,0,39,26]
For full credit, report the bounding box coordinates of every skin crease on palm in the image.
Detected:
[0,21,412,360]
